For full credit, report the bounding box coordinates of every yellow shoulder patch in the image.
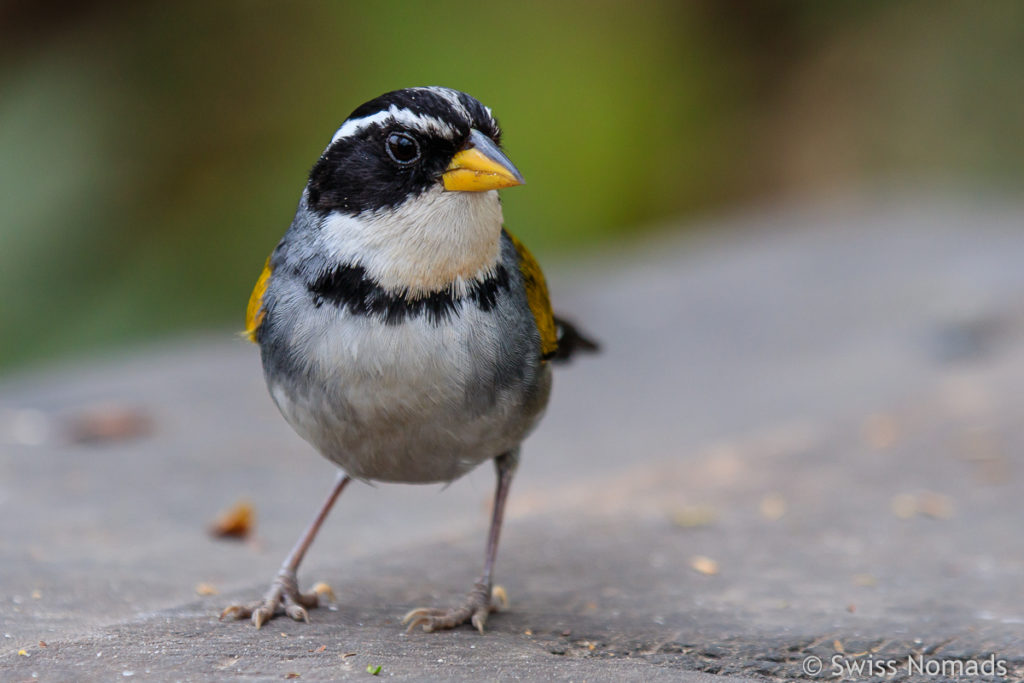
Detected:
[505,230,558,359]
[244,257,272,343]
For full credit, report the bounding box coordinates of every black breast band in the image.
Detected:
[307,264,510,326]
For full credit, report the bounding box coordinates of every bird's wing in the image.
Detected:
[503,230,559,360]
[244,256,272,343]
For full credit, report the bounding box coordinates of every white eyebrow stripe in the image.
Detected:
[329,105,458,145]
[330,109,394,144]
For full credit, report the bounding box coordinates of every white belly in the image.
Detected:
[265,304,549,483]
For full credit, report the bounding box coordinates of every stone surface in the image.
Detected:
[2,195,1023,681]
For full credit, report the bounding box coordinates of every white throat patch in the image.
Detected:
[316,186,504,296]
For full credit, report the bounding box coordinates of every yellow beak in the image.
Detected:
[443,129,525,192]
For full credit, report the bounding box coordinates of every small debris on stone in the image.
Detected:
[312,582,335,602]
[209,500,254,540]
[366,664,382,675]
[759,493,786,521]
[66,403,153,444]
[861,413,899,450]
[690,555,719,576]
[890,491,954,520]
[853,574,878,587]
[890,493,918,519]
[671,505,717,529]
[195,582,218,596]
[917,491,954,519]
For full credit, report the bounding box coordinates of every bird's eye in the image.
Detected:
[385,132,420,165]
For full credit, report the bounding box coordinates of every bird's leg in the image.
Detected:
[221,471,351,628]
[403,451,518,633]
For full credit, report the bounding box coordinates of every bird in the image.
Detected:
[220,86,597,634]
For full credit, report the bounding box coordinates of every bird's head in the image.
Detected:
[302,88,524,295]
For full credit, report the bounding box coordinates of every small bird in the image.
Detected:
[221,87,596,633]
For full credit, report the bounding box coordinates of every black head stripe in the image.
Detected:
[307,88,503,216]
[456,90,501,144]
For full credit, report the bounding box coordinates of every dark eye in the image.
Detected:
[385,132,420,164]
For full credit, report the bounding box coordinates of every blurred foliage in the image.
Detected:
[0,1,1022,373]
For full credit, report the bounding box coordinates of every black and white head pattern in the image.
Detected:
[307,87,502,216]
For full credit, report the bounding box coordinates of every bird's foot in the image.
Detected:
[220,570,333,629]
[402,582,508,634]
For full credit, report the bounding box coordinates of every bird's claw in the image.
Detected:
[219,570,329,628]
[401,582,507,634]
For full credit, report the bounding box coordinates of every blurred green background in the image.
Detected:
[1,1,1022,374]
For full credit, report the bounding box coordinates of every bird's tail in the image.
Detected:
[550,315,600,363]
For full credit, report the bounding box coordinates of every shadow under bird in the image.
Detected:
[222,87,597,633]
